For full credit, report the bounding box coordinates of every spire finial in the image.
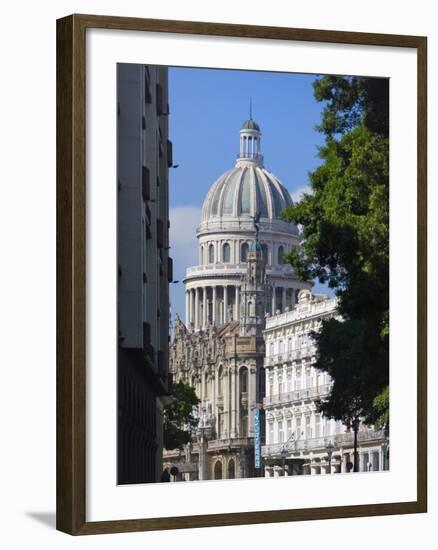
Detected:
[249,96,252,119]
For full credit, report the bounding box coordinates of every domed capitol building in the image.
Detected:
[163,115,312,480]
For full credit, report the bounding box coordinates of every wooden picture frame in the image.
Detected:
[56,13,427,535]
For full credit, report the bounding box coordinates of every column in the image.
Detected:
[202,287,207,329]
[272,287,276,315]
[201,371,205,402]
[231,367,236,437]
[310,411,316,440]
[214,370,219,435]
[212,286,217,325]
[224,370,229,438]
[190,289,195,326]
[340,449,345,473]
[185,290,190,326]
[194,288,199,330]
[282,287,286,312]
[236,369,241,436]
[370,450,376,471]
[224,285,228,323]
[235,285,240,322]
[248,367,256,435]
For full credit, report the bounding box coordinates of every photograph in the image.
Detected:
[116,63,390,485]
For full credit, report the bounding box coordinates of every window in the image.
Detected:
[241,408,248,436]
[305,416,311,439]
[315,414,321,438]
[214,461,223,480]
[278,421,284,443]
[208,244,215,264]
[218,366,224,397]
[240,367,248,393]
[287,419,293,440]
[296,417,302,438]
[278,245,285,264]
[228,459,235,479]
[223,242,230,263]
[261,243,268,263]
[241,242,249,262]
[269,423,274,444]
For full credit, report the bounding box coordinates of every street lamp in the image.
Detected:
[326,440,334,474]
[351,417,360,473]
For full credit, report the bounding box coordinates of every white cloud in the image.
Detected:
[290,185,311,203]
[169,205,201,247]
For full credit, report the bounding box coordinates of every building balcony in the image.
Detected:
[261,429,385,457]
[263,383,333,407]
[185,263,294,280]
[208,436,253,452]
[264,346,318,367]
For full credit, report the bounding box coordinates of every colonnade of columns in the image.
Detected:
[271,286,297,315]
[186,285,239,330]
[186,284,299,330]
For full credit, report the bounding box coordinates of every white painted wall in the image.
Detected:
[0,1,435,549]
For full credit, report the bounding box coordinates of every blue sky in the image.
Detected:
[168,66,329,321]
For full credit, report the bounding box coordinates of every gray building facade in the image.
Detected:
[117,64,173,484]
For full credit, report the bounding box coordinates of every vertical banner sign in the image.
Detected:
[253,407,261,469]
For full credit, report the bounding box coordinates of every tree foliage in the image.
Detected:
[282,75,389,426]
[163,382,199,450]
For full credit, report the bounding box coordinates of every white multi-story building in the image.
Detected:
[262,289,389,476]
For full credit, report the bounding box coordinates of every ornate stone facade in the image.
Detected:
[163,116,310,480]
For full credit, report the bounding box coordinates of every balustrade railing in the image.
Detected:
[261,430,385,457]
[264,346,318,367]
[263,383,332,407]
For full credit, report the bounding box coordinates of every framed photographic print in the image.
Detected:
[56,14,427,535]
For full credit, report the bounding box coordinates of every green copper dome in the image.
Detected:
[241,118,260,131]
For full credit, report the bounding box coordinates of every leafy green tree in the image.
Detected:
[282,75,389,427]
[163,382,199,450]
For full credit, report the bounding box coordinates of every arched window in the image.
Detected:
[214,460,223,480]
[218,365,224,397]
[208,244,215,264]
[261,243,268,263]
[240,367,248,393]
[278,245,285,264]
[223,242,230,263]
[241,242,249,262]
[228,459,235,479]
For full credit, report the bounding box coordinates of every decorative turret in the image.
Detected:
[237,99,263,167]
[239,212,270,336]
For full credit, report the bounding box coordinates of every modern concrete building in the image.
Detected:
[117,64,173,484]
[163,116,311,480]
[262,289,389,477]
